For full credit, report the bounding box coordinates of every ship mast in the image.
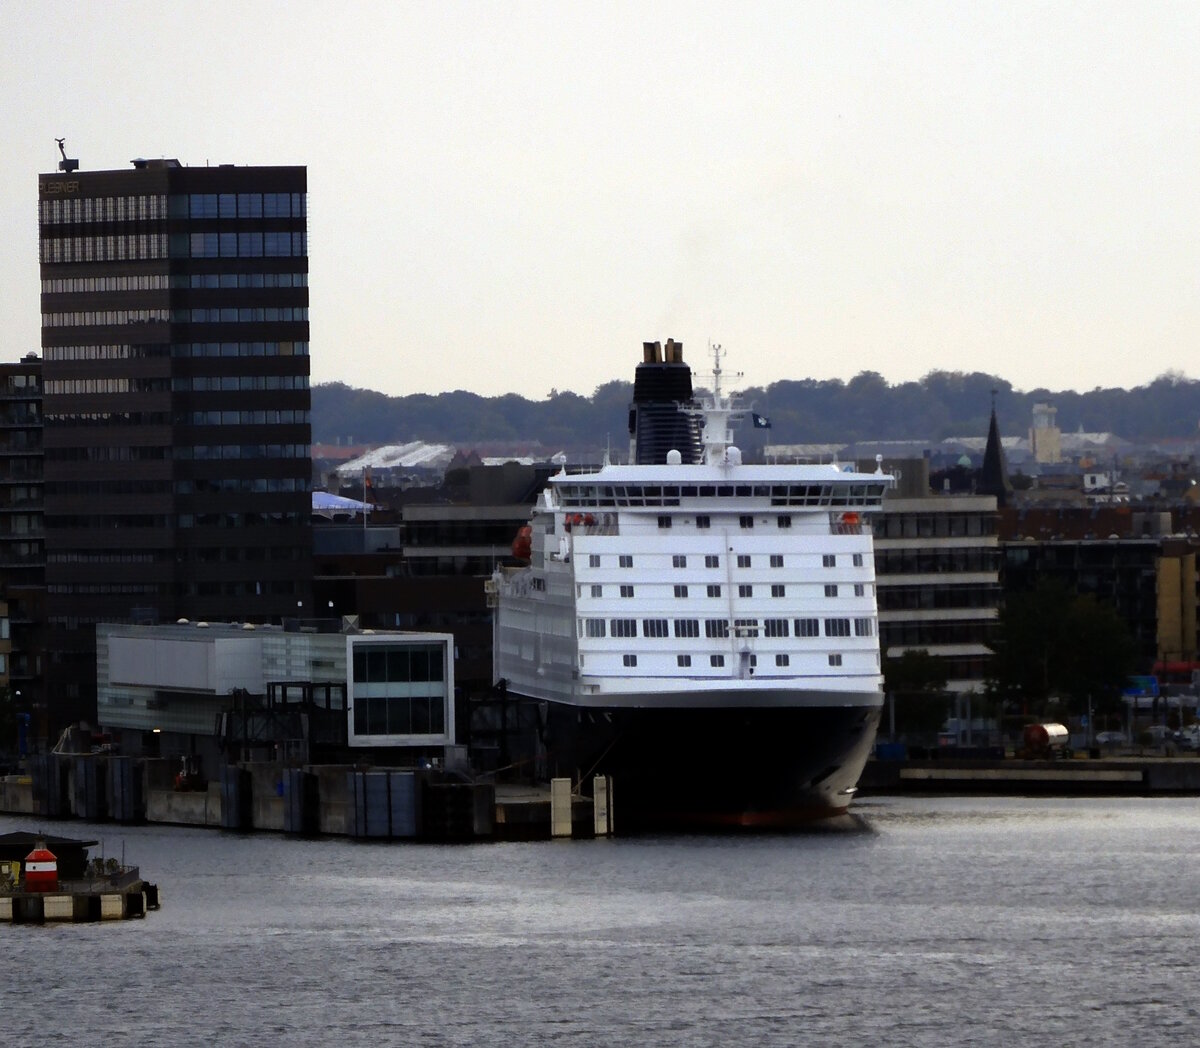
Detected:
[696,343,743,466]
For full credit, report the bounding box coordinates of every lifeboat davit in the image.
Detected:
[511,525,532,560]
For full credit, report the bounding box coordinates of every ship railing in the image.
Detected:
[830,522,865,535]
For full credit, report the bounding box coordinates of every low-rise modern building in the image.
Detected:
[95,621,456,771]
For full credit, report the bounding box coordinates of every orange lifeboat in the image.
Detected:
[511,525,532,560]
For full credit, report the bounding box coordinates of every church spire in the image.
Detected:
[978,392,1013,506]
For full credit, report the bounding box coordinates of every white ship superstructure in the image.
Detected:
[491,341,893,826]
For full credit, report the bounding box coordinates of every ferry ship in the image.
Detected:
[491,340,892,829]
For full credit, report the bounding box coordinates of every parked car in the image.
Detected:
[1173,726,1200,750]
[1095,731,1127,746]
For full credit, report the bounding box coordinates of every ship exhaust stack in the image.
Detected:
[628,338,703,465]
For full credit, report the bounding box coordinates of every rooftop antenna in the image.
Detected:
[708,342,742,401]
[55,137,79,173]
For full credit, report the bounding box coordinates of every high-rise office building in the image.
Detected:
[38,158,313,728]
[0,355,44,732]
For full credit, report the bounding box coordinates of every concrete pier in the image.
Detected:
[0,882,160,923]
[4,755,613,843]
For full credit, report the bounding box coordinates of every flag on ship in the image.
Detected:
[752,413,771,429]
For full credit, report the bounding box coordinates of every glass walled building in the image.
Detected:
[38,159,313,730]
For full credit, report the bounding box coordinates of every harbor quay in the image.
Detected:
[0,755,612,843]
[859,751,1200,797]
[3,748,1200,844]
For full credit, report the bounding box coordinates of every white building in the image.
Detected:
[95,621,456,761]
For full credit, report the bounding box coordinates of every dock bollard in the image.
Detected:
[593,775,613,837]
[550,778,572,838]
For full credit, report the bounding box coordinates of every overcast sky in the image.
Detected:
[2,1,1198,399]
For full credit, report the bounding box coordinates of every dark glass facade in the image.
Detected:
[0,357,46,729]
[38,160,313,728]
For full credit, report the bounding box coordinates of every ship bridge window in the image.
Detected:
[681,486,698,497]
[736,486,751,497]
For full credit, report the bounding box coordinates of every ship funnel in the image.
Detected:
[628,339,703,465]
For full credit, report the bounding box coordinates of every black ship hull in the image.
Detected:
[537,701,882,831]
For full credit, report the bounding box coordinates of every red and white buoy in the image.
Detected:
[23,839,58,893]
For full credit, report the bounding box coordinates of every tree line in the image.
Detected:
[313,369,1200,451]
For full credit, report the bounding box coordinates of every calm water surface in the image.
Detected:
[5,796,1200,1046]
